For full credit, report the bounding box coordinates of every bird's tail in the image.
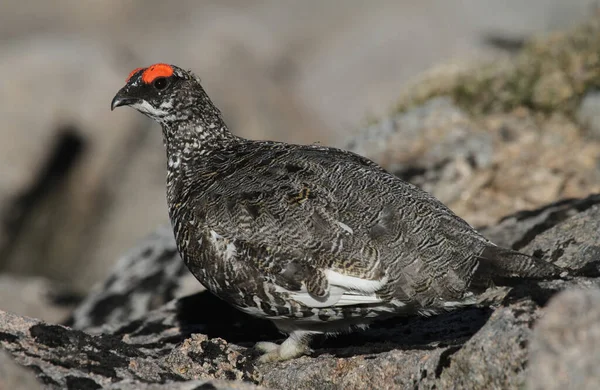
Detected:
[474,245,569,285]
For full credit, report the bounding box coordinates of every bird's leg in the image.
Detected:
[255,330,315,363]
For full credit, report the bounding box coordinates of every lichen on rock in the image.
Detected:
[394,14,600,117]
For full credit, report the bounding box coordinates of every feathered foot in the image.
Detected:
[255,330,315,363]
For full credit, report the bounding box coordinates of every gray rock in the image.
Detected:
[528,288,600,390]
[68,226,199,334]
[0,274,80,324]
[105,380,267,390]
[521,204,600,274]
[436,300,538,389]
[577,90,600,140]
[0,309,267,389]
[0,350,42,390]
[347,97,494,181]
[479,194,600,249]
[3,194,600,389]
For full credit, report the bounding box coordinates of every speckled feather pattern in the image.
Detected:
[113,64,566,359]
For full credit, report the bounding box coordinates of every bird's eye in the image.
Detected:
[153,77,169,90]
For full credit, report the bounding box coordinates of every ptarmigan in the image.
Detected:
[111,63,568,362]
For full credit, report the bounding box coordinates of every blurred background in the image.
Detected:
[1,0,598,305]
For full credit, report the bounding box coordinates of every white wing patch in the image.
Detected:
[209,230,223,242]
[209,230,237,260]
[336,221,354,234]
[277,270,388,308]
[225,242,237,260]
[324,270,384,292]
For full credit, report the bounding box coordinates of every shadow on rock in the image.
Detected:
[173,289,495,359]
[174,290,281,345]
[313,306,493,358]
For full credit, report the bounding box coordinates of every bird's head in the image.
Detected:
[111,63,198,123]
[111,63,232,154]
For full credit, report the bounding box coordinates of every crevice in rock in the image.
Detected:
[393,166,428,182]
[27,364,60,387]
[48,289,84,308]
[193,383,218,390]
[435,345,462,378]
[175,291,280,344]
[392,159,452,186]
[500,194,600,224]
[511,194,600,250]
[0,126,85,271]
[482,34,526,53]
[504,283,563,308]
[65,375,101,390]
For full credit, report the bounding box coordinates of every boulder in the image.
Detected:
[67,226,197,334]
[0,274,80,324]
[528,288,600,390]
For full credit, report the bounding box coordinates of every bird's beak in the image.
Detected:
[111,88,140,111]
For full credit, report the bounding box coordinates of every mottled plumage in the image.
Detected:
[111,64,567,362]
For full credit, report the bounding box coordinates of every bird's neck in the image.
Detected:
[163,122,235,165]
[163,115,236,208]
[161,93,238,176]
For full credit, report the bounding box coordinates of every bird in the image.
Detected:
[111,63,568,363]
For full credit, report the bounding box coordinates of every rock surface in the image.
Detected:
[528,288,600,390]
[0,274,80,324]
[67,226,197,334]
[479,194,600,250]
[0,350,42,390]
[0,309,268,389]
[2,194,600,389]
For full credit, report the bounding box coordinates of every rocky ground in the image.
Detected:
[2,10,600,390]
[1,194,600,389]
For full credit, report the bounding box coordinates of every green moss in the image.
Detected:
[394,15,600,117]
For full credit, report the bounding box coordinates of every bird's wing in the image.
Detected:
[190,142,487,308]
